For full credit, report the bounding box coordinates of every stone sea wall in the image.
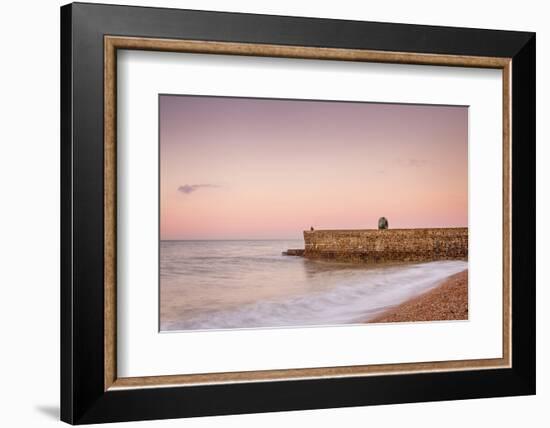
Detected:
[303,228,468,263]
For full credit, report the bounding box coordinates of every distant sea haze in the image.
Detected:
[160,240,467,332]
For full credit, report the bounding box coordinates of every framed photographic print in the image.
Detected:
[60,2,536,424]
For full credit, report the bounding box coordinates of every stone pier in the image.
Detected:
[284,228,468,263]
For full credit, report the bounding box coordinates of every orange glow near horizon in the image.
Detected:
[160,96,468,240]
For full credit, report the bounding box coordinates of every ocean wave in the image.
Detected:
[162,260,467,331]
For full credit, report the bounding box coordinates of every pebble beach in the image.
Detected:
[367,270,468,323]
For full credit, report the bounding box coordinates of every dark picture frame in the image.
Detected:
[61,2,535,424]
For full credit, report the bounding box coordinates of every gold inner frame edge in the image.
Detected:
[104,35,512,391]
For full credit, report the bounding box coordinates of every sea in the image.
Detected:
[160,240,467,332]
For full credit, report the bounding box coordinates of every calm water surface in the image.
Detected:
[160,240,467,331]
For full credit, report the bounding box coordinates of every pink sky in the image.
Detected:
[160,95,468,240]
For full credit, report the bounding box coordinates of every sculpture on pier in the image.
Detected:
[378,217,389,230]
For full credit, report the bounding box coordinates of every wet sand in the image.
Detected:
[367,270,468,323]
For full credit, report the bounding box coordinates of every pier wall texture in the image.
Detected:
[303,228,468,263]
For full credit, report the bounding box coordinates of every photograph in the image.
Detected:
[159,95,469,332]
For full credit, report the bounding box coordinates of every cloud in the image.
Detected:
[394,157,431,168]
[177,184,220,194]
[407,158,430,167]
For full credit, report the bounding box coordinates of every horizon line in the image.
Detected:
[161,225,469,242]
[161,238,304,242]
